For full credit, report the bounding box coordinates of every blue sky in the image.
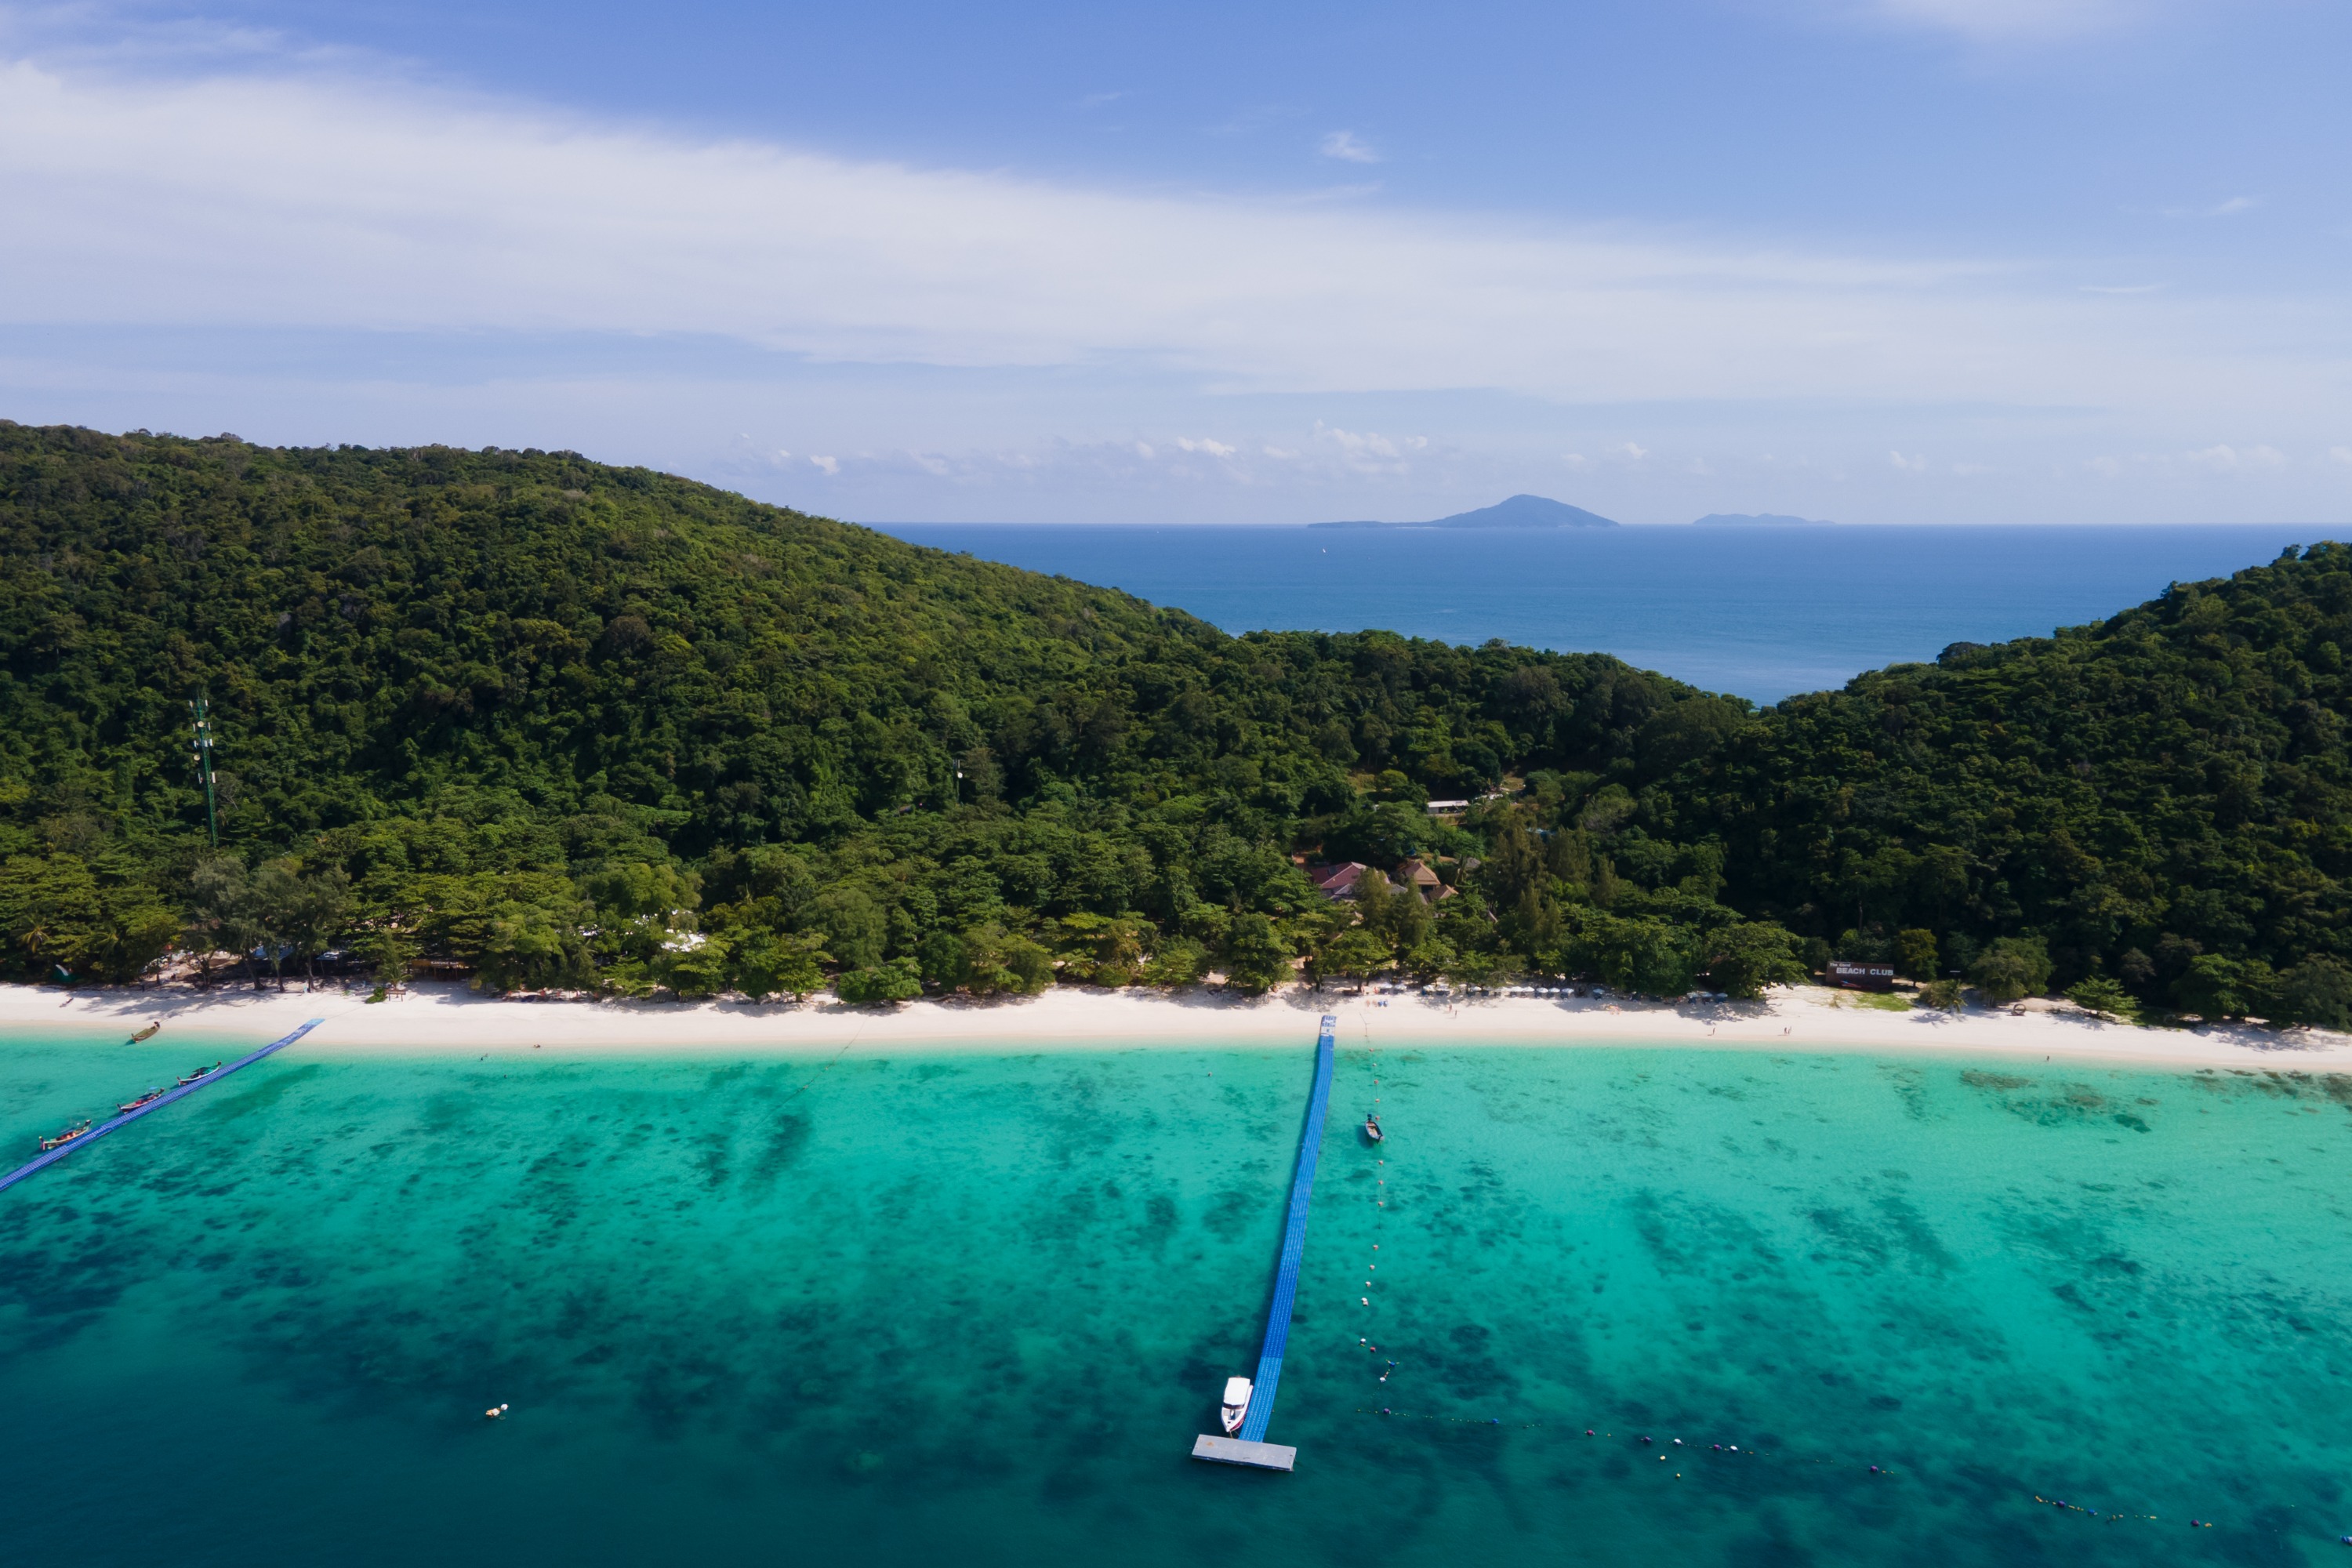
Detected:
[1,0,2347,524]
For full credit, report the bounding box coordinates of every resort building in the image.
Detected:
[1304,862,1370,900]
[1395,858,1452,903]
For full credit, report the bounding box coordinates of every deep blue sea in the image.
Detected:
[875,524,2315,703]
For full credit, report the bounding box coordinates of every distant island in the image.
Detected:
[1692,513,1835,527]
[1310,494,1619,530]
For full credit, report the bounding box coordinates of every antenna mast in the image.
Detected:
[189,694,219,847]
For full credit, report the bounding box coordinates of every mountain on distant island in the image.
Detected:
[1308,494,1619,530]
[1692,512,1835,527]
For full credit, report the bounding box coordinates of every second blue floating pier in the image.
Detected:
[0,1018,325,1196]
[1192,1011,1338,1472]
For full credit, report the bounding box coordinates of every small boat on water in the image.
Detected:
[1363,1112,1384,1144]
[1220,1376,1254,1436]
[127,1022,160,1044]
[117,1088,165,1114]
[176,1062,221,1086]
[38,1120,93,1152]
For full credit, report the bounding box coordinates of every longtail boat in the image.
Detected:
[38,1120,93,1152]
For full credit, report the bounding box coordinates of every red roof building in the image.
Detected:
[1305,862,1369,900]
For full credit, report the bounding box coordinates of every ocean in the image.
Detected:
[4,1027,2347,1565]
[874,523,2316,704]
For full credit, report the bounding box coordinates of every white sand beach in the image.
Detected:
[2,980,2344,1073]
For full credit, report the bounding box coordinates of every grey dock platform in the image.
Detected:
[1192,1013,1337,1472]
[1191,1435,1298,1472]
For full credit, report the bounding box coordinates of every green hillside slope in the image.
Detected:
[0,424,1696,996]
[2,423,2345,1025]
[1664,550,2352,1017]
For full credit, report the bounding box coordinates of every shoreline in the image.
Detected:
[2,981,2344,1073]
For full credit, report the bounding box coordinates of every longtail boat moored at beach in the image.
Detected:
[117,1088,166,1114]
[176,1062,221,1086]
[127,1023,161,1044]
[38,1120,93,1152]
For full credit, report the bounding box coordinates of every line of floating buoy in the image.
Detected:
[2031,1495,2175,1525]
[1357,1407,1524,1427]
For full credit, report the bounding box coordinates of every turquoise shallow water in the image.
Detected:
[3,1029,2349,1566]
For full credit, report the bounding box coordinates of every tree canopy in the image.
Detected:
[0,424,1697,993]
[5,423,2347,1025]
[1652,545,2352,1019]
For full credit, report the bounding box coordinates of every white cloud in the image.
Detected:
[1853,0,2156,43]
[1319,424,1399,459]
[2157,194,2263,219]
[1177,437,1237,456]
[1619,442,1649,460]
[0,54,2026,401]
[2332,446,2352,466]
[1890,449,1929,472]
[1562,453,1588,467]
[2185,443,2285,470]
[809,455,839,475]
[770,429,1491,506]
[1313,422,1426,473]
[1318,129,1378,164]
[0,45,2343,462]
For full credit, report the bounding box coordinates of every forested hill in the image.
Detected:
[0,423,1699,997]
[1651,546,2352,1019]
[2,421,2347,1027]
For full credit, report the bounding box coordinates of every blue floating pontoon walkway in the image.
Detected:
[0,1017,325,1195]
[1192,1012,1338,1473]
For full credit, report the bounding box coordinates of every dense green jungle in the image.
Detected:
[3,422,2347,1025]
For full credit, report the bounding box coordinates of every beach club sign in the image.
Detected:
[1827,960,1897,991]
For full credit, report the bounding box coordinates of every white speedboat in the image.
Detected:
[1220,1376,1253,1435]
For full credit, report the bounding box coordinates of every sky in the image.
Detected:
[1,0,2348,524]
